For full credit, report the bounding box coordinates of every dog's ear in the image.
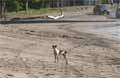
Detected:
[52,44,57,48]
[54,45,57,47]
[52,45,54,48]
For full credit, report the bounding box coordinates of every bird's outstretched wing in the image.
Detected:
[47,14,64,19]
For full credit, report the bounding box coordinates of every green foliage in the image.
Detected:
[6,0,22,12]
[7,6,83,16]
[97,0,107,4]
[101,0,107,4]
[5,0,109,12]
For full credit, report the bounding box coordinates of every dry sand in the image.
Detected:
[0,22,120,78]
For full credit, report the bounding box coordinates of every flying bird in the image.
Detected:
[47,14,64,19]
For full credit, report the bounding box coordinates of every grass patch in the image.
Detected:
[7,8,58,16]
[63,6,81,11]
[6,6,88,16]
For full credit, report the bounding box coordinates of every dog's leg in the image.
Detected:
[63,53,68,64]
[54,53,59,63]
[54,55,57,63]
[54,53,57,63]
[56,55,59,63]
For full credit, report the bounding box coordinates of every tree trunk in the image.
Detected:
[2,0,6,20]
[0,0,3,18]
[60,0,63,15]
[73,0,76,6]
[41,0,45,8]
[57,0,60,7]
[25,0,28,13]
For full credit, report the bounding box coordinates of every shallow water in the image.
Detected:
[96,26,120,36]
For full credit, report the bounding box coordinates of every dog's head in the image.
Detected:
[52,44,57,49]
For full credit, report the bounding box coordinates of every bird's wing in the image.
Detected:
[47,14,64,19]
[47,15,56,19]
[55,14,64,19]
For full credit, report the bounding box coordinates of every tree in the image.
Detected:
[6,0,22,12]
[25,0,28,13]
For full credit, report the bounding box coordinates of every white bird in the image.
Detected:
[47,14,64,19]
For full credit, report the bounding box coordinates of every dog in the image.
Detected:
[52,45,68,64]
